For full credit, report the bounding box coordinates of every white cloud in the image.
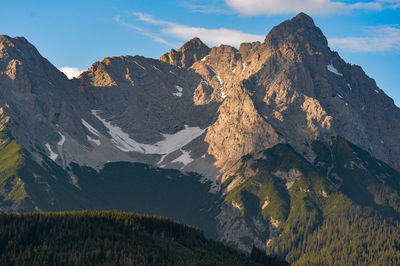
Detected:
[181,1,234,14]
[132,12,264,47]
[59,66,85,79]
[114,15,177,47]
[162,25,264,47]
[328,26,400,53]
[225,0,400,15]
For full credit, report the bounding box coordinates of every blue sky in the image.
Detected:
[1,0,399,106]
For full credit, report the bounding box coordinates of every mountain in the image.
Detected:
[0,12,400,265]
[0,211,288,265]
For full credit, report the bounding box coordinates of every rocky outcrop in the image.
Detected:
[159,37,210,68]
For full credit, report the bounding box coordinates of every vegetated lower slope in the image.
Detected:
[223,136,400,265]
[0,142,221,239]
[0,211,289,266]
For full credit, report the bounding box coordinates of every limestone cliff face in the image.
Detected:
[205,86,280,178]
[0,35,88,165]
[1,12,400,180]
[256,13,400,170]
[174,13,400,174]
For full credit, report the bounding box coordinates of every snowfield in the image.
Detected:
[92,110,206,157]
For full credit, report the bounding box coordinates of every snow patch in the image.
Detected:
[173,85,183,97]
[133,61,146,70]
[175,85,183,92]
[169,70,175,75]
[57,132,66,146]
[337,94,343,99]
[206,64,223,85]
[171,149,194,168]
[157,154,168,165]
[87,135,101,146]
[327,64,343,76]
[375,89,379,93]
[45,143,58,161]
[92,110,206,155]
[242,62,246,72]
[156,125,206,155]
[152,65,161,72]
[172,92,183,97]
[81,119,100,137]
[201,55,209,62]
[347,83,352,91]
[92,110,146,153]
[232,67,236,73]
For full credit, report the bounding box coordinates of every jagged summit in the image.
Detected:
[0,35,29,47]
[179,37,207,50]
[265,12,328,52]
[292,12,315,26]
[0,34,46,62]
[0,34,69,91]
[159,37,210,68]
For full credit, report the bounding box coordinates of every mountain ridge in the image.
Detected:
[0,12,400,265]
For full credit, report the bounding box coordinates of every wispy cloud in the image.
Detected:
[224,0,400,15]
[114,15,177,47]
[132,12,264,47]
[59,66,85,79]
[328,26,400,53]
[181,1,234,14]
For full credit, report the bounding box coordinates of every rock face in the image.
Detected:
[159,37,210,68]
[2,13,399,178]
[184,12,400,176]
[1,13,400,258]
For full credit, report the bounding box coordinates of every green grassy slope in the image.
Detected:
[223,136,400,265]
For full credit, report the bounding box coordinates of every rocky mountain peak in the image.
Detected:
[0,35,28,52]
[0,34,68,94]
[179,37,207,51]
[291,12,315,26]
[159,37,210,68]
[264,12,328,53]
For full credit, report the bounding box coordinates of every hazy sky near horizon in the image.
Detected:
[1,0,399,106]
